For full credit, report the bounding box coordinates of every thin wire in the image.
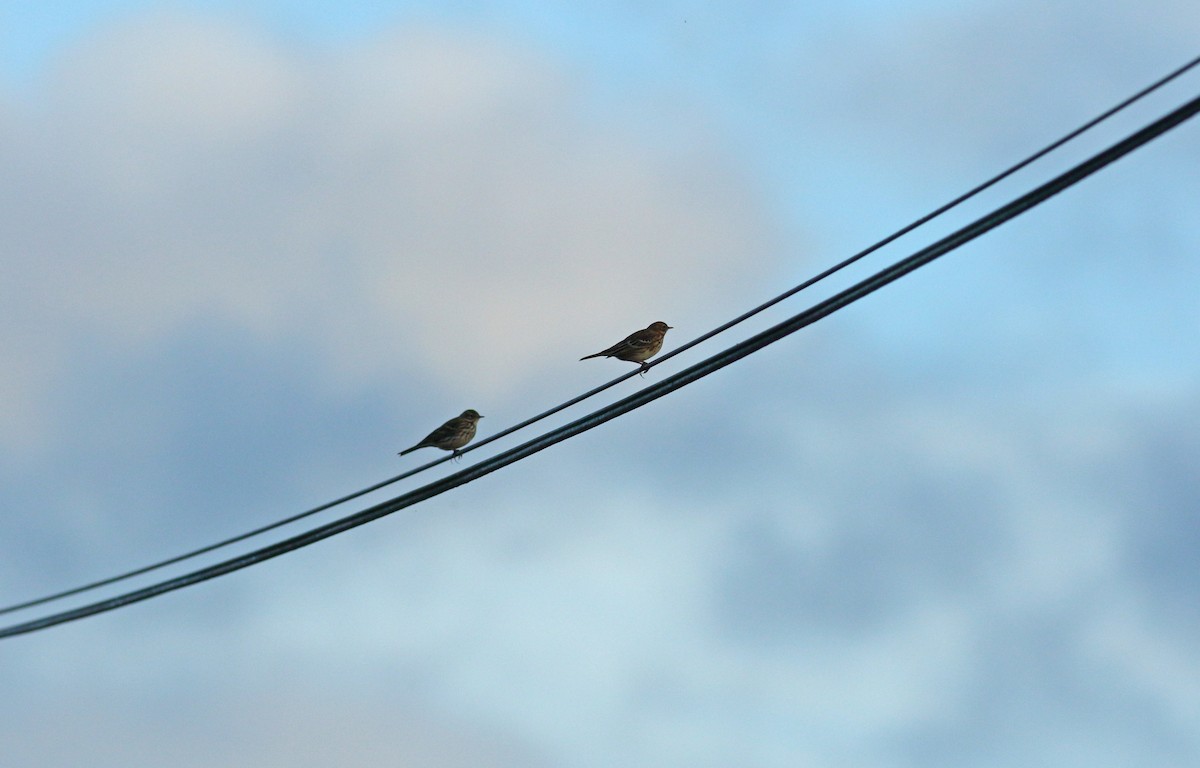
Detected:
[3,53,1198,617]
[4,90,1197,639]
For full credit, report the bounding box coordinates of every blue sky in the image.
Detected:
[2,2,1200,767]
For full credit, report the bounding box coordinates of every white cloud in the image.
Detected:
[2,682,553,768]
[0,12,780,457]
[1084,591,1200,737]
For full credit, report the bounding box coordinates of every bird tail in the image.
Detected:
[398,445,419,456]
[579,352,604,361]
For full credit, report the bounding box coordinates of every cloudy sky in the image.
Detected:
[2,1,1199,766]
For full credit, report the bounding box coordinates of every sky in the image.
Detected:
[1,1,1199,766]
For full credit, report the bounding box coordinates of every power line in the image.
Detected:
[3,90,1197,639]
[2,53,1197,618]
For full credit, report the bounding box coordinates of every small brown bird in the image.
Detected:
[580,321,673,374]
[398,409,483,457]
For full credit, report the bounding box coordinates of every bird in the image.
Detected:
[579,321,673,374]
[398,409,483,458]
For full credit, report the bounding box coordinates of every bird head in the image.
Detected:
[461,409,483,420]
[648,322,673,332]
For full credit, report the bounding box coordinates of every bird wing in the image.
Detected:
[582,326,658,359]
[585,339,631,358]
[623,328,659,350]
[419,418,461,446]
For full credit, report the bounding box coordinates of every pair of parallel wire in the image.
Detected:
[3,55,1199,638]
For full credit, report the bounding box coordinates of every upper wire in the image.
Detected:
[3,53,1199,618]
[3,88,1199,639]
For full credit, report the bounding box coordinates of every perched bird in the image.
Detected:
[398,409,483,458]
[580,321,673,374]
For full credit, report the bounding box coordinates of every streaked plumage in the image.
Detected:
[580,321,673,373]
[398,409,483,457]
